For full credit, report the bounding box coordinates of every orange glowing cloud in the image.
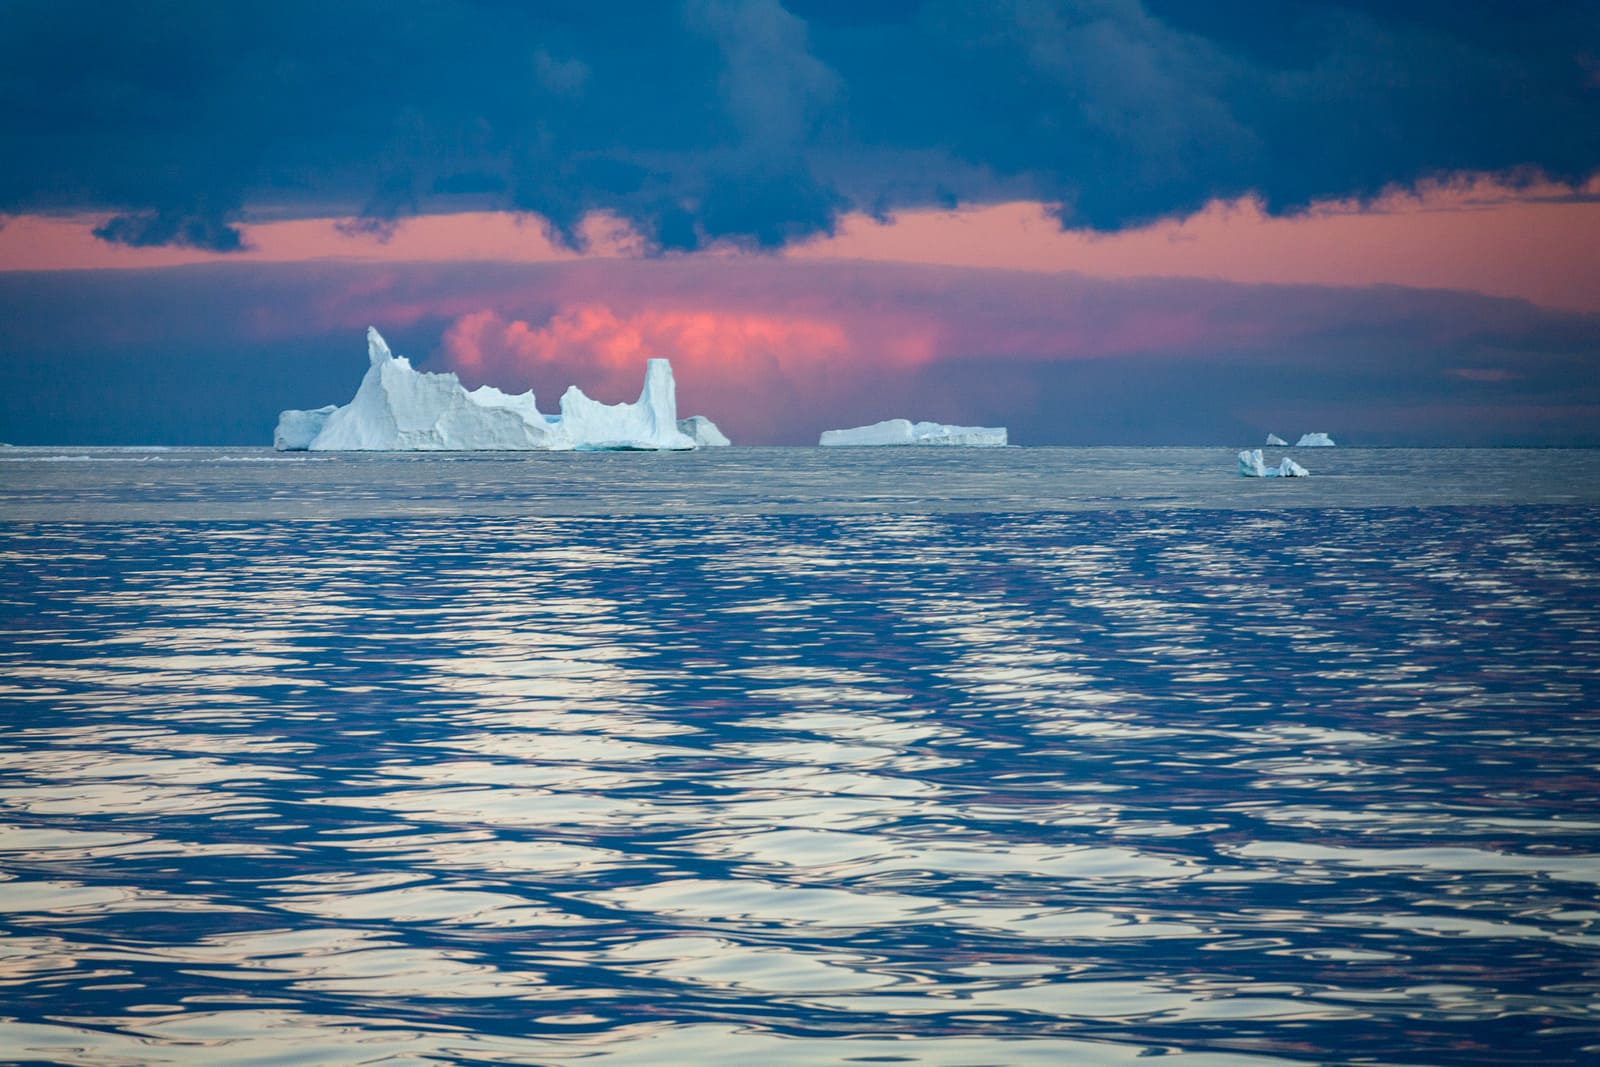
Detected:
[446,304,850,371]
[442,304,859,429]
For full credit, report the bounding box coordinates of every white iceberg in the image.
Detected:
[1238,449,1309,478]
[1265,433,1287,446]
[276,328,722,451]
[819,419,1007,447]
[1295,432,1336,447]
[677,415,730,447]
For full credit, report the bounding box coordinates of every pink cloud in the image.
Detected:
[448,304,851,373]
[425,265,1324,441]
[440,304,865,438]
[788,176,1600,314]
[7,253,1593,445]
[4,173,1597,314]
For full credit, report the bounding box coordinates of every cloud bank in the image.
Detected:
[1,0,1595,250]
[3,258,1595,446]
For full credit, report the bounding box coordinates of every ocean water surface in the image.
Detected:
[2,447,1599,1065]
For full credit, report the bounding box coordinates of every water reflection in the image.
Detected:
[2,495,1599,1063]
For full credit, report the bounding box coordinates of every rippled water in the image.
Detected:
[3,449,1600,1064]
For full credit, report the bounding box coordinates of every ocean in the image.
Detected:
[2,446,1599,1065]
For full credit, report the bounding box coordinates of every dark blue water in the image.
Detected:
[3,451,1600,1064]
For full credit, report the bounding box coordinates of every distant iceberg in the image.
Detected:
[275,328,726,451]
[1295,432,1336,447]
[1238,449,1309,478]
[819,419,1007,447]
[1265,433,1287,446]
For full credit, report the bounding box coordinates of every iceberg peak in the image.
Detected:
[367,326,393,367]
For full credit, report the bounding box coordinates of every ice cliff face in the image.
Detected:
[275,328,726,451]
[819,419,1007,447]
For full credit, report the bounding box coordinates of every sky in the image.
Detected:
[1,0,1597,446]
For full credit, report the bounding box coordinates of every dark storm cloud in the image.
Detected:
[92,209,248,252]
[0,0,1595,250]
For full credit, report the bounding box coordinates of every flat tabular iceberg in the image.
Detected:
[819,419,1007,447]
[1296,432,1336,447]
[275,328,728,451]
[1238,449,1310,478]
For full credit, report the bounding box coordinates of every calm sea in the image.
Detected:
[2,447,1599,1065]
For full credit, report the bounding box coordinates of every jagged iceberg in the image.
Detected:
[1295,432,1336,447]
[1238,449,1309,478]
[1265,433,1287,446]
[819,419,1007,447]
[275,328,728,451]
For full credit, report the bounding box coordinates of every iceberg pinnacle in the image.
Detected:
[367,326,391,366]
[275,328,724,451]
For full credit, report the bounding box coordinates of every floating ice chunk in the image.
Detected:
[1296,432,1336,447]
[1265,433,1287,446]
[273,405,336,451]
[1238,449,1310,477]
[275,328,714,451]
[678,415,731,447]
[819,418,1007,447]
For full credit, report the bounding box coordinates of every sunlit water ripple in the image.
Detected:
[2,448,1599,1065]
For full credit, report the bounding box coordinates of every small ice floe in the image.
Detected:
[1265,433,1287,446]
[1238,449,1310,478]
[1295,432,1336,447]
[819,419,1007,446]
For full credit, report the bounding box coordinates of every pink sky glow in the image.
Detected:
[3,174,1596,312]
